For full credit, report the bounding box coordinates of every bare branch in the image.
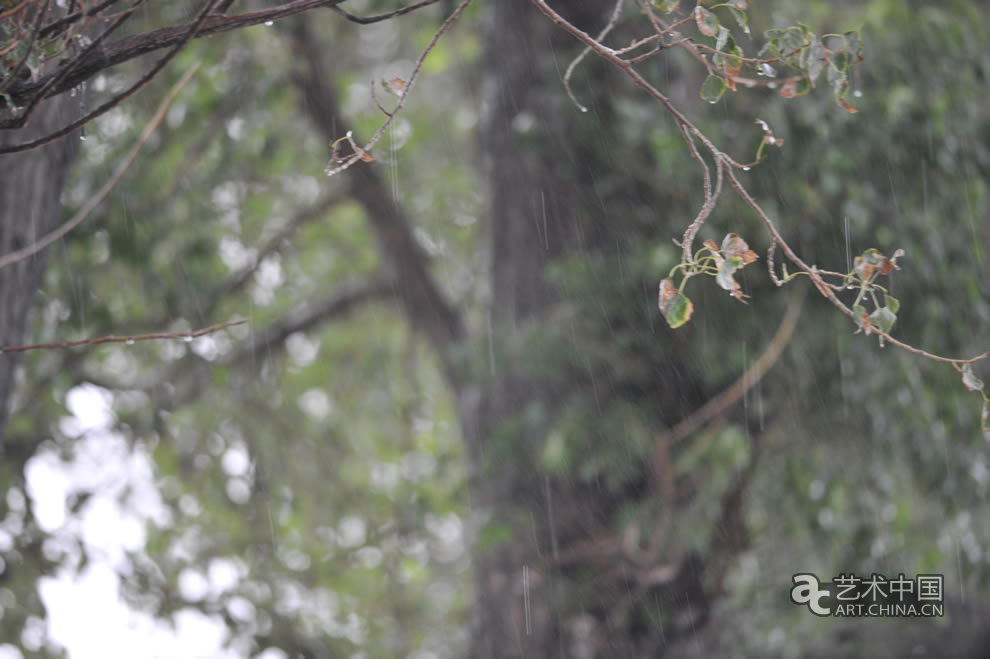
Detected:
[323,0,473,176]
[203,196,343,312]
[677,124,721,263]
[0,319,247,354]
[236,278,394,360]
[0,0,215,152]
[3,0,146,128]
[655,290,803,451]
[37,0,123,40]
[0,0,51,96]
[0,61,201,269]
[2,0,352,112]
[292,18,465,357]
[561,0,623,113]
[328,0,440,25]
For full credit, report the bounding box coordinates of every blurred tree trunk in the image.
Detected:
[463,3,736,657]
[0,98,80,442]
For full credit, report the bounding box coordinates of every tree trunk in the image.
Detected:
[464,3,728,657]
[0,98,80,442]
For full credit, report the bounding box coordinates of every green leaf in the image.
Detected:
[962,364,985,393]
[651,0,679,13]
[728,7,749,34]
[658,279,694,328]
[869,306,896,334]
[695,6,719,38]
[700,74,727,103]
[853,304,869,328]
[716,26,731,52]
[805,34,826,84]
[884,294,900,315]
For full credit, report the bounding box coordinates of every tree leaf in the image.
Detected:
[962,364,986,393]
[837,96,859,113]
[695,6,719,38]
[651,0,679,13]
[700,74,727,103]
[805,34,826,85]
[716,26,731,53]
[728,7,749,35]
[721,233,758,265]
[381,77,406,96]
[869,306,896,334]
[659,279,694,328]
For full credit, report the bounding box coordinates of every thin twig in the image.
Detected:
[655,290,804,451]
[1,0,146,127]
[531,0,989,370]
[38,0,122,40]
[329,0,440,25]
[0,0,213,150]
[561,0,624,113]
[0,319,247,353]
[0,0,51,95]
[0,61,201,270]
[678,124,720,262]
[325,0,472,176]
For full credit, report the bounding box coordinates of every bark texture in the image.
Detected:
[0,96,80,442]
[467,3,722,657]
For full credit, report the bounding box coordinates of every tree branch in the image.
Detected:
[0,60,200,267]
[2,0,351,110]
[235,277,394,361]
[290,18,465,363]
[531,0,989,371]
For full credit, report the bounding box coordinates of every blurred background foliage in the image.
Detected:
[1,0,988,656]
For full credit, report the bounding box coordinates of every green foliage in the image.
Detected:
[4,0,989,657]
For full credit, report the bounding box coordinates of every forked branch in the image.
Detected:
[531,0,987,406]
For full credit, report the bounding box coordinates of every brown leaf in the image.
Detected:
[838,96,859,113]
[721,233,758,265]
[381,77,407,96]
[729,284,750,303]
[694,6,718,38]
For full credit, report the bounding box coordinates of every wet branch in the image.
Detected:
[531,0,989,371]
[0,61,201,269]
[0,319,247,354]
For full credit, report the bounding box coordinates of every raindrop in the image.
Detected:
[706,99,718,104]
[264,20,273,26]
[183,336,193,343]
[853,89,863,98]
[125,339,135,345]
[742,166,751,171]
[79,134,86,141]
[580,107,588,113]
[768,82,777,89]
